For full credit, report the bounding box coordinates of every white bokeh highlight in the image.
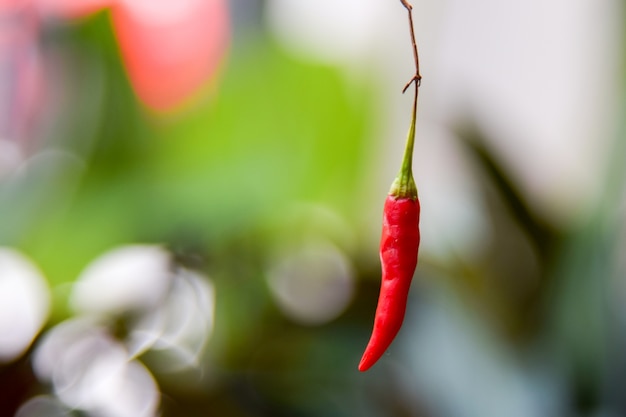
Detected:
[267,241,355,325]
[128,268,216,372]
[71,245,172,315]
[0,247,50,362]
[33,317,159,417]
[265,0,385,67]
[0,139,23,179]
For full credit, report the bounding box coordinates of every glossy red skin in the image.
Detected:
[359,195,420,372]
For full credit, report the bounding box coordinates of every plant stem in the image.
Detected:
[390,0,421,200]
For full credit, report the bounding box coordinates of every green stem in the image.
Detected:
[390,84,418,199]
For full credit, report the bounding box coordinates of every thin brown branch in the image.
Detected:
[399,0,421,95]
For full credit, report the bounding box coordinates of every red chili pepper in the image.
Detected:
[358,193,420,372]
[359,49,421,371]
[358,156,420,372]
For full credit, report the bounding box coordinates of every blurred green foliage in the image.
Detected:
[7,12,372,299]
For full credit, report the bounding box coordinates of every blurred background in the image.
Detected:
[1,0,625,416]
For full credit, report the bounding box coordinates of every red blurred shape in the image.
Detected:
[112,0,229,112]
[36,0,230,112]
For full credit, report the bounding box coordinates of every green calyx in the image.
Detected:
[389,94,418,200]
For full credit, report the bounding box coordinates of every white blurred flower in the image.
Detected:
[128,268,216,372]
[70,245,172,315]
[33,317,160,417]
[26,243,220,416]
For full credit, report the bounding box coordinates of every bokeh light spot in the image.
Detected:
[267,241,355,325]
[128,269,216,372]
[71,245,172,315]
[0,247,50,363]
[33,317,160,417]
